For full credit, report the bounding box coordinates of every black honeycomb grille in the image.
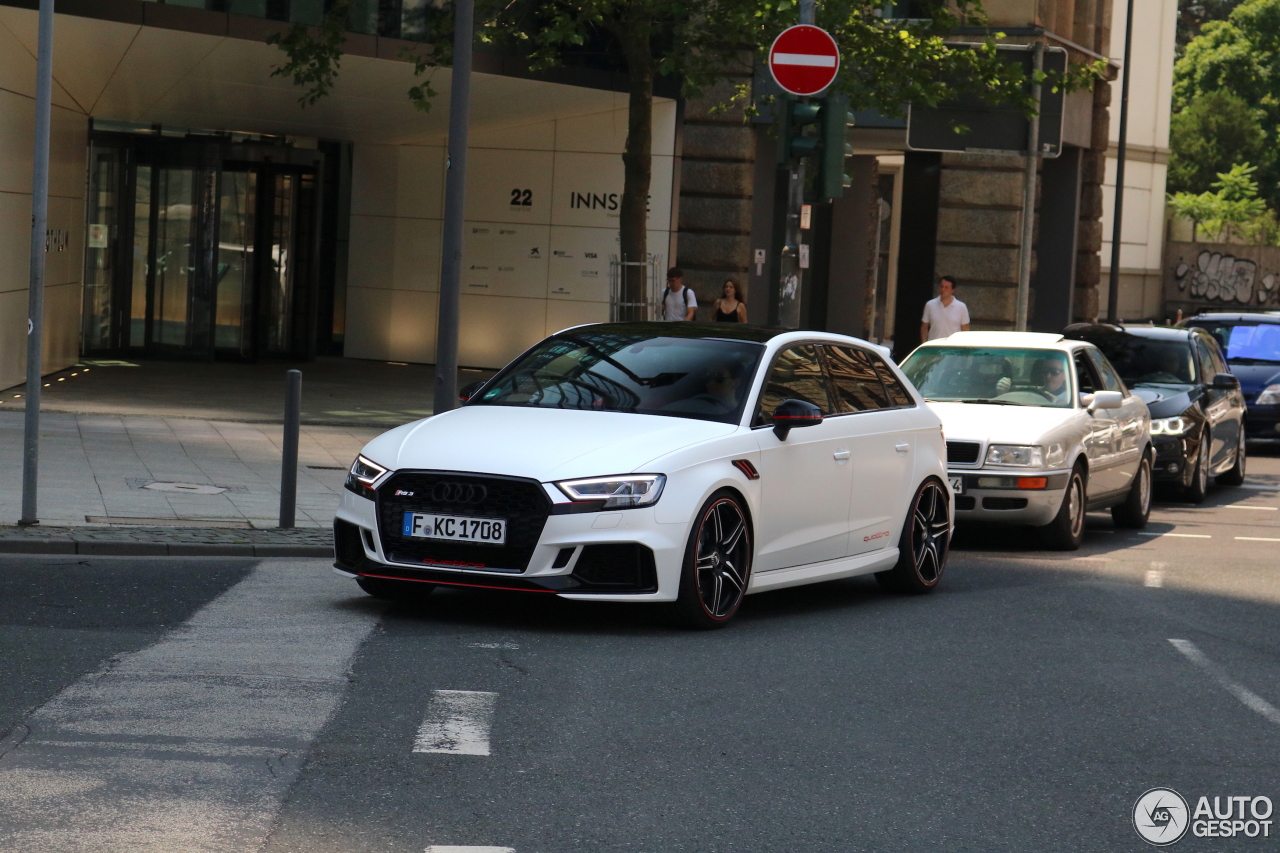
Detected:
[377,471,551,572]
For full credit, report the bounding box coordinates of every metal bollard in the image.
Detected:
[279,369,302,529]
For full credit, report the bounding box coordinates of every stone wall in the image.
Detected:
[676,76,756,316]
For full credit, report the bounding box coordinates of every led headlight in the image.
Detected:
[555,474,666,509]
[985,445,1044,467]
[345,454,388,498]
[1256,384,1280,406]
[1150,417,1188,436]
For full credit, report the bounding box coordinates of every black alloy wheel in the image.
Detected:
[876,479,951,594]
[675,491,752,629]
[1185,431,1211,504]
[1217,432,1247,486]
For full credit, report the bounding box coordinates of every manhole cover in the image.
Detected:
[142,482,227,495]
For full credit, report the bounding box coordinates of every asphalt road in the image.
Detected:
[2,446,1279,852]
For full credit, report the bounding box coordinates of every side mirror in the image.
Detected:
[772,398,823,440]
[458,380,487,403]
[1090,390,1124,410]
[1211,372,1240,390]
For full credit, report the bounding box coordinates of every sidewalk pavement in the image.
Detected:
[0,410,385,555]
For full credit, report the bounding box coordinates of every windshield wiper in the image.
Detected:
[954,398,1026,406]
[1228,357,1280,365]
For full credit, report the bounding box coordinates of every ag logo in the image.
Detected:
[1134,788,1190,846]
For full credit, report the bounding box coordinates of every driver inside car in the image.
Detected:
[662,361,744,415]
[995,357,1069,401]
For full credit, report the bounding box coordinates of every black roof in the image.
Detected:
[1065,322,1197,343]
[554,322,793,343]
[1182,311,1280,325]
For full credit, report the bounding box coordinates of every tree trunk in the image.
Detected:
[618,29,655,322]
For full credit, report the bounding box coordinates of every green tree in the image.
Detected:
[1167,89,1266,194]
[1170,162,1273,243]
[271,0,1096,313]
[1174,0,1280,206]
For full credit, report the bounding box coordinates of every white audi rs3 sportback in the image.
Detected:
[333,323,952,628]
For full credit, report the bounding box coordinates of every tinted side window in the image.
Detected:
[823,346,891,412]
[1086,348,1125,393]
[869,354,914,407]
[1199,333,1228,375]
[756,345,834,424]
[1074,352,1099,395]
[1194,340,1216,383]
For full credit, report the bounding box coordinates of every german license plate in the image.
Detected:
[402,512,507,545]
[948,476,964,494]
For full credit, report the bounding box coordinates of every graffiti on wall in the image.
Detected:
[1173,250,1280,304]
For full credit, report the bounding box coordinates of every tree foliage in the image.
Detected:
[1167,88,1266,195]
[1173,0,1280,207]
[1170,163,1276,243]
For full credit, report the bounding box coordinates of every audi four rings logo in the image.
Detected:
[430,482,488,504]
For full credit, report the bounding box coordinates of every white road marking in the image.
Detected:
[1236,536,1280,542]
[0,561,380,852]
[1138,532,1211,538]
[1169,639,1280,728]
[1224,504,1278,511]
[468,642,520,649]
[426,848,515,852]
[415,690,498,755]
[1144,564,1164,588]
[1241,484,1280,490]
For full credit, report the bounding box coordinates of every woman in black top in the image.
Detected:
[713,279,747,323]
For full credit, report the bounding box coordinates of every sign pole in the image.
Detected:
[1106,0,1134,323]
[432,0,474,416]
[20,0,54,527]
[1015,42,1043,333]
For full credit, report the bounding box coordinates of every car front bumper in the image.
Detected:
[1152,434,1191,484]
[1245,402,1280,440]
[333,488,689,602]
[950,469,1071,527]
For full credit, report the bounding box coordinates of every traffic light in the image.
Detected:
[776,97,822,164]
[817,95,855,201]
[775,95,855,200]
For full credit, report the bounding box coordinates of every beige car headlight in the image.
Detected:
[985,444,1044,467]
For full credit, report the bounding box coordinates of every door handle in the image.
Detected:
[895,442,910,454]
[833,449,850,460]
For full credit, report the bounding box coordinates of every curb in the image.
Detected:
[0,541,332,558]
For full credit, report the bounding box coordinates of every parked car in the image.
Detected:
[334,323,952,628]
[1065,323,1247,502]
[899,331,1152,550]
[1178,311,1280,443]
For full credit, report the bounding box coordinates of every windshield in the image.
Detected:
[1087,335,1196,384]
[1192,322,1280,365]
[900,347,1073,407]
[469,330,765,423]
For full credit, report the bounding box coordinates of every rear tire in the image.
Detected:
[1042,464,1086,551]
[875,479,951,594]
[1216,433,1246,486]
[356,576,435,602]
[1111,450,1152,529]
[1184,431,1210,504]
[673,490,753,629]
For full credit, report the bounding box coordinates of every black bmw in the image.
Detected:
[1064,323,1247,502]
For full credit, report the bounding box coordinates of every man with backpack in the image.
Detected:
[662,268,697,321]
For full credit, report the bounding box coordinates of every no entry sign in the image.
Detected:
[768,25,840,96]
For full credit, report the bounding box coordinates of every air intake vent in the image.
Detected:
[946,441,981,464]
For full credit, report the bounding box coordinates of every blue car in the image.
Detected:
[1180,312,1280,442]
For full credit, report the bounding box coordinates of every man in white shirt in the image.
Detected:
[920,275,970,342]
[662,267,697,321]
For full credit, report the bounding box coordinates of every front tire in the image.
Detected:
[1216,432,1246,486]
[1042,464,1086,551]
[674,490,753,629]
[1184,431,1211,504]
[875,479,951,594]
[1111,450,1152,529]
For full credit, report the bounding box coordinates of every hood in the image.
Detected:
[1131,384,1196,419]
[928,401,1079,445]
[360,406,738,482]
[1226,363,1280,396]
